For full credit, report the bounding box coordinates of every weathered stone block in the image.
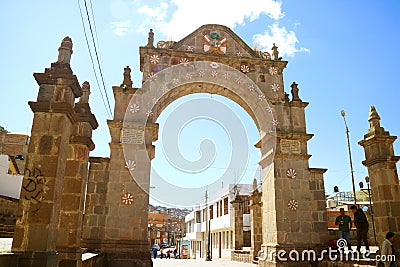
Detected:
[60,194,80,210]
[38,135,53,154]
[390,201,400,216]
[64,161,80,177]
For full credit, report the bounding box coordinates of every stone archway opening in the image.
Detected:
[149,91,262,208]
[122,61,276,204]
[120,61,277,264]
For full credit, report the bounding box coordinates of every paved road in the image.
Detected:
[153,259,255,267]
[1,238,254,266]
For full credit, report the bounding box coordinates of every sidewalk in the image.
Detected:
[152,258,255,267]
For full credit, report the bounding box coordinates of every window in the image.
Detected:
[196,211,201,223]
[209,205,213,219]
[224,197,228,215]
[216,202,219,217]
[220,200,223,215]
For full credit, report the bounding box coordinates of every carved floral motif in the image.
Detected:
[288,199,298,211]
[121,193,134,205]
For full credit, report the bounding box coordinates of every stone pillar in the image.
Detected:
[11,37,82,267]
[231,195,244,250]
[258,83,328,266]
[359,106,400,248]
[81,157,110,250]
[100,71,156,266]
[249,187,262,261]
[57,82,98,267]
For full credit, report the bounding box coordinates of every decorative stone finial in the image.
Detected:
[271,43,279,61]
[146,29,154,48]
[232,184,241,200]
[252,178,258,192]
[290,82,301,101]
[368,105,381,130]
[57,36,73,64]
[284,92,290,103]
[79,81,90,103]
[121,66,133,88]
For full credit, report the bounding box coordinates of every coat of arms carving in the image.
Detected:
[202,31,228,55]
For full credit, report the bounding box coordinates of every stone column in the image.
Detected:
[249,186,262,261]
[81,157,110,250]
[231,195,244,250]
[100,71,156,266]
[57,82,98,267]
[359,106,400,248]
[11,37,82,267]
[258,84,328,266]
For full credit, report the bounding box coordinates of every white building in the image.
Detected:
[0,155,23,199]
[184,184,252,259]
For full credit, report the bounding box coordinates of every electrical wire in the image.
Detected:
[88,0,100,46]
[83,0,113,117]
[77,0,113,118]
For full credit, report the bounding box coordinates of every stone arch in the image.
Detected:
[122,61,276,202]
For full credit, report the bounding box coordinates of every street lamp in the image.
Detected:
[359,176,377,245]
[341,110,357,205]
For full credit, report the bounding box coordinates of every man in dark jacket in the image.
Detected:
[350,205,370,252]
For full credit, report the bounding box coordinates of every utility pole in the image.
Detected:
[341,110,357,205]
[205,188,212,261]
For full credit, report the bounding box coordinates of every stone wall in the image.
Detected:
[231,250,252,263]
[0,133,29,157]
[0,195,18,237]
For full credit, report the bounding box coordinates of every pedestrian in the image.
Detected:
[173,248,177,259]
[166,249,171,259]
[350,205,370,252]
[379,232,397,267]
[335,207,352,250]
[152,247,157,259]
[160,248,163,259]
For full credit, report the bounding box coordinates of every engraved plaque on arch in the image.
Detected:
[122,128,145,144]
[280,139,301,154]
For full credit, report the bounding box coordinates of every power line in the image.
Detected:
[82,0,113,117]
[88,0,100,46]
[77,0,113,118]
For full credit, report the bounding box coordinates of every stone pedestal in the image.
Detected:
[231,195,244,250]
[249,188,262,261]
[11,37,82,267]
[359,106,400,248]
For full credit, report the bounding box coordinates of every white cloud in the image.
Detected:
[137,2,169,22]
[110,20,131,36]
[115,0,307,58]
[253,23,310,58]
[138,0,284,39]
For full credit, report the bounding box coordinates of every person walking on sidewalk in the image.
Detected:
[335,208,352,250]
[379,232,398,267]
[350,205,370,253]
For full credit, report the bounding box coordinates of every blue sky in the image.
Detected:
[1,1,399,207]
